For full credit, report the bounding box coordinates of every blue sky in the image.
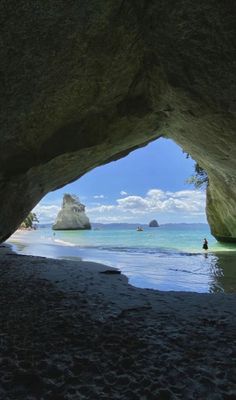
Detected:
[34,138,207,224]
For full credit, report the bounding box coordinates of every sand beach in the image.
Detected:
[0,243,235,399]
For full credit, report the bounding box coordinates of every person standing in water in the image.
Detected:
[203,238,208,250]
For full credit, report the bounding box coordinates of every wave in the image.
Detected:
[169,267,209,276]
[60,243,204,257]
[93,246,194,256]
[53,238,76,247]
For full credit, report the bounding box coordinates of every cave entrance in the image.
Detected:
[35,137,207,226]
[9,138,236,293]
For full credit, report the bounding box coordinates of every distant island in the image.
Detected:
[90,222,208,230]
[38,222,208,230]
[149,219,159,227]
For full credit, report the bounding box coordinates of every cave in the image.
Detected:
[1,1,236,243]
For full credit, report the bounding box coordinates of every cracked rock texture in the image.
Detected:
[53,194,91,230]
[1,1,236,242]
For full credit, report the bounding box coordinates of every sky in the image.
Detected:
[34,138,207,224]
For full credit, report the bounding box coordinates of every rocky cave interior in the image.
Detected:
[1,1,236,243]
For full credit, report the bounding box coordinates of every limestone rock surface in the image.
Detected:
[149,220,159,228]
[53,194,91,230]
[0,2,236,242]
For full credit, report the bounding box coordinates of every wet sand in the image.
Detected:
[0,244,235,399]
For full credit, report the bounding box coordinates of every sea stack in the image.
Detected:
[53,194,91,230]
[149,220,159,228]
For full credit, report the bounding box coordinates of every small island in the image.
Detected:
[53,194,91,230]
[149,219,159,228]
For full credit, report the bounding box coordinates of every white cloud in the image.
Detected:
[114,189,205,215]
[86,189,206,223]
[93,194,105,199]
[147,189,166,199]
[120,190,128,196]
[33,204,60,224]
[89,215,134,223]
[117,196,149,212]
[35,188,206,224]
[88,205,115,213]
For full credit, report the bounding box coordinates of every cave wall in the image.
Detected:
[1,1,236,242]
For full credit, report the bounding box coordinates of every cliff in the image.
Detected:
[53,194,91,230]
[0,2,236,242]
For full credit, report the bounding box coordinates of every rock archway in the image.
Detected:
[1,1,236,242]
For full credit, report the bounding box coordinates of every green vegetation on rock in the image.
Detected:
[186,163,208,189]
[20,212,39,229]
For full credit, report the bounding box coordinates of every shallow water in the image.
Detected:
[9,224,236,293]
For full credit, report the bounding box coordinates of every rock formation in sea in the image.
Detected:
[0,3,236,242]
[53,194,91,230]
[149,220,159,228]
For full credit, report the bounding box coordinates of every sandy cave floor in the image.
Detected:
[0,245,236,400]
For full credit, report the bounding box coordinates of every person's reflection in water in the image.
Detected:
[210,253,236,293]
[202,252,236,293]
[208,255,224,293]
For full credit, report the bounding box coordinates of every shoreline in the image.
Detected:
[0,244,236,399]
[7,230,236,294]
[9,226,236,252]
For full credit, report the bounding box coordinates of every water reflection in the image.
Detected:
[9,240,236,294]
[209,252,236,293]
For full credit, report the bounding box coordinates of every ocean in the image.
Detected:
[8,224,236,294]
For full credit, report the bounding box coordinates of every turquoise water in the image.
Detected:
[51,224,236,252]
[9,224,236,293]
